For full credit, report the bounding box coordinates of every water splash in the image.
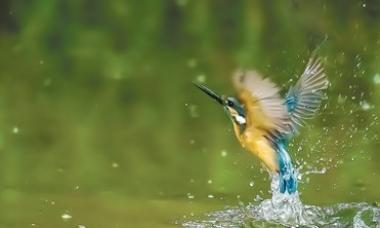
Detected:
[182,174,380,227]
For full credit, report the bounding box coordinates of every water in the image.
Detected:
[1,1,380,227]
[183,175,380,227]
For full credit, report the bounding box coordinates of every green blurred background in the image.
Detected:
[0,0,380,227]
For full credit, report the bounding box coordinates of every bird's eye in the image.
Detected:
[226,99,234,107]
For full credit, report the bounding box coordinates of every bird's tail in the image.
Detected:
[276,143,297,194]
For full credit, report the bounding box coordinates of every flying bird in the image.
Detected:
[194,56,328,194]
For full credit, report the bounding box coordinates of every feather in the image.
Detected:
[233,70,291,136]
[285,56,328,133]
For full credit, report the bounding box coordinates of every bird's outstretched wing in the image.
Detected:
[285,56,328,133]
[233,71,290,136]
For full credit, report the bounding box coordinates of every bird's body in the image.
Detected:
[195,56,328,194]
[234,123,279,172]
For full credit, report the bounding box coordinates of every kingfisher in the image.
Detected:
[194,56,328,194]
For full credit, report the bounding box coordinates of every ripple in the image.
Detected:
[182,175,380,227]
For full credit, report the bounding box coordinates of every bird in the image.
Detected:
[194,55,328,194]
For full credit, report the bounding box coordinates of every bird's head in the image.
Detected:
[194,83,247,132]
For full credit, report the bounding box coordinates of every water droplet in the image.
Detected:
[61,213,72,221]
[373,73,380,84]
[187,193,195,199]
[249,181,255,187]
[254,194,263,202]
[208,194,214,199]
[195,74,206,83]
[221,150,227,157]
[207,179,213,184]
[112,72,123,80]
[43,78,52,86]
[187,58,197,68]
[78,225,86,228]
[12,127,19,134]
[337,94,346,104]
[360,101,371,111]
[189,104,199,118]
[39,60,44,65]
[362,3,366,7]
[112,162,119,168]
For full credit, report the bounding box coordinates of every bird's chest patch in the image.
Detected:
[240,131,279,172]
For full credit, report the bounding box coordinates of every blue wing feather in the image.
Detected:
[273,56,328,194]
[285,56,328,134]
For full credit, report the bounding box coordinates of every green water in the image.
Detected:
[0,1,380,227]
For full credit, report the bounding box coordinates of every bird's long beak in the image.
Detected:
[193,83,224,105]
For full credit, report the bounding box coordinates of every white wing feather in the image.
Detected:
[233,70,290,134]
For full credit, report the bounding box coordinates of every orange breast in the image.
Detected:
[236,128,279,172]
